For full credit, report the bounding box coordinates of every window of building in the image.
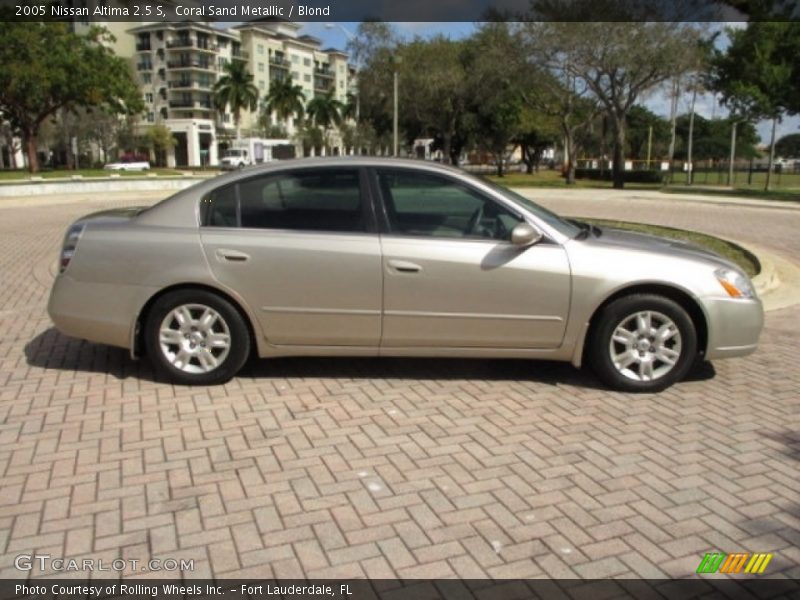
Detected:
[259,80,265,89]
[258,62,264,72]
[257,44,264,55]
[147,112,155,123]
[145,93,154,103]
[303,57,311,67]
[142,73,152,84]
[303,74,311,82]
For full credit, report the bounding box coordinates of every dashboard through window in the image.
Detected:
[377,169,522,240]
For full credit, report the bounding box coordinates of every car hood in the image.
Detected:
[582,227,740,270]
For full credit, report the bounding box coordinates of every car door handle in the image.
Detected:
[216,249,250,262]
[388,260,422,273]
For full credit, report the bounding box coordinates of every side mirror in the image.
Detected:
[510,222,543,247]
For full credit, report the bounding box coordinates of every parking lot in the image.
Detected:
[0,189,798,579]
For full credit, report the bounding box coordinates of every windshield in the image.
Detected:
[480,178,581,238]
[224,150,244,157]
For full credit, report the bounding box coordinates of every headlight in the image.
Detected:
[715,267,756,299]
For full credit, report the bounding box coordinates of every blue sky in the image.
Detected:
[296,21,799,147]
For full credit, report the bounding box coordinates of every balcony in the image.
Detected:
[166,39,220,53]
[168,79,213,90]
[169,99,214,110]
[136,42,152,52]
[136,63,153,71]
[231,50,249,61]
[314,67,334,79]
[166,60,215,71]
[313,79,333,92]
[166,39,192,49]
[269,56,290,68]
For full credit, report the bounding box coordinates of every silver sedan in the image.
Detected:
[48,157,763,392]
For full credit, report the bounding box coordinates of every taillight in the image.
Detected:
[59,223,85,273]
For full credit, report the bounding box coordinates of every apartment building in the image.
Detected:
[236,21,351,141]
[127,19,352,167]
[128,22,243,167]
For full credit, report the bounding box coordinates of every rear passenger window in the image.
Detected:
[205,184,237,227]
[239,169,365,232]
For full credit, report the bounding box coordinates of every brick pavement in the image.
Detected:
[0,190,798,580]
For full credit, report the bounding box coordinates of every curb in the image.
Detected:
[732,240,800,313]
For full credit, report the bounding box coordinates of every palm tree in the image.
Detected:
[306,91,345,153]
[263,76,306,129]
[213,61,258,140]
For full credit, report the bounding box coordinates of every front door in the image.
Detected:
[375,168,571,349]
[200,167,382,347]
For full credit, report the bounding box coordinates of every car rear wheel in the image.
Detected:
[144,289,250,385]
[588,294,697,393]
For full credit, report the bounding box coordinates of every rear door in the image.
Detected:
[200,167,383,347]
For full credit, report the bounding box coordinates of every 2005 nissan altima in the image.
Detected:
[48,158,763,392]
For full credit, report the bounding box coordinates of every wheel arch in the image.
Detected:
[131,282,261,359]
[574,283,709,368]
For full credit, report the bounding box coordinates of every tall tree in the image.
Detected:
[565,22,704,188]
[709,22,800,190]
[262,76,306,128]
[465,23,525,176]
[306,91,344,153]
[213,60,258,141]
[398,36,470,164]
[347,22,398,154]
[0,23,143,172]
[518,23,600,184]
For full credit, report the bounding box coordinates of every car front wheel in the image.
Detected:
[144,289,250,385]
[587,294,697,393]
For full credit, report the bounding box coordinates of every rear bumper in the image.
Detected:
[48,274,157,350]
[703,296,764,360]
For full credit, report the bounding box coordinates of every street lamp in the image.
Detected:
[393,55,401,157]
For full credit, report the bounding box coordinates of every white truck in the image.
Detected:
[219,138,292,170]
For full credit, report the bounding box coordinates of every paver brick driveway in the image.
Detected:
[0,188,798,580]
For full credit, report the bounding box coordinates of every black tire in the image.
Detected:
[587,294,697,393]
[144,289,250,385]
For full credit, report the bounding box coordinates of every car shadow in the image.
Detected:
[25,326,716,389]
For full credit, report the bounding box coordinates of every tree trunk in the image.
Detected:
[728,120,737,186]
[765,116,778,192]
[686,87,697,185]
[442,133,452,166]
[496,155,504,177]
[611,116,626,189]
[667,76,680,182]
[25,132,39,173]
[562,121,576,185]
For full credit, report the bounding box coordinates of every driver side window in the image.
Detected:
[377,169,521,240]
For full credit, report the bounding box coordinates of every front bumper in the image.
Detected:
[703,296,764,360]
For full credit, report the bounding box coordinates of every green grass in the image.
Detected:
[485,170,661,190]
[0,168,190,180]
[487,168,800,203]
[663,185,800,204]
[581,218,760,278]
